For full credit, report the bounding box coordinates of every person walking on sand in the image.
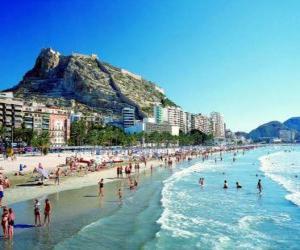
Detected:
[257,179,263,194]
[44,199,51,225]
[0,180,4,207]
[8,208,15,239]
[98,178,104,197]
[34,199,41,227]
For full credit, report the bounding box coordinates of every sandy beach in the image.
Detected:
[0,152,165,206]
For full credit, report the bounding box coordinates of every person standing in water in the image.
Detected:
[257,179,262,194]
[98,178,104,197]
[1,207,8,238]
[34,199,41,227]
[223,180,228,189]
[8,208,15,239]
[117,188,122,201]
[44,199,51,225]
[236,182,242,189]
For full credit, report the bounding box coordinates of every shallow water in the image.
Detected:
[2,146,300,249]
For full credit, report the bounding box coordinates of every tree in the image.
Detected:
[31,131,50,155]
[13,127,34,146]
[70,120,87,146]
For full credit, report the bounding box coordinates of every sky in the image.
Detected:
[1,0,300,132]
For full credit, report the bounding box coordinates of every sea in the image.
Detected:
[2,145,300,250]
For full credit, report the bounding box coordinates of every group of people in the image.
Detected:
[34,199,51,227]
[222,180,242,189]
[197,178,263,193]
[1,207,15,239]
[1,198,52,240]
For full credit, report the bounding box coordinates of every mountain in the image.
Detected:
[7,48,177,119]
[248,121,288,141]
[283,117,300,132]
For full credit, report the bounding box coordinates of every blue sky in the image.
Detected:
[1,0,300,132]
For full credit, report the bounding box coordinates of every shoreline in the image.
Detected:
[3,158,166,206]
[1,145,257,206]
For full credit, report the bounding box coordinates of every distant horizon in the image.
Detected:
[1,0,300,132]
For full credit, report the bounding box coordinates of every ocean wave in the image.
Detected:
[259,151,300,207]
[157,160,223,239]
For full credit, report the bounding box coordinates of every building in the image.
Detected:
[23,103,70,146]
[70,112,103,126]
[49,112,70,146]
[191,114,211,134]
[122,107,135,128]
[279,129,295,143]
[153,105,167,124]
[185,112,192,133]
[125,121,179,136]
[0,92,23,143]
[179,110,187,133]
[121,69,142,80]
[166,107,181,127]
[23,103,50,134]
[210,112,225,138]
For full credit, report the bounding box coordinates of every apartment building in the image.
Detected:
[0,92,23,142]
[191,113,211,134]
[122,107,135,128]
[23,103,71,146]
[210,112,225,138]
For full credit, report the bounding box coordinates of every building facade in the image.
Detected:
[125,121,179,136]
[191,113,211,134]
[279,129,295,143]
[49,112,70,146]
[210,112,225,138]
[122,107,135,128]
[0,93,23,143]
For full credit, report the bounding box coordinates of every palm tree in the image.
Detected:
[31,131,50,155]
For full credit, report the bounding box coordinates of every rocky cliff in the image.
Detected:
[8,48,176,118]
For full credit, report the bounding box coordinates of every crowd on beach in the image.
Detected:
[0,145,258,240]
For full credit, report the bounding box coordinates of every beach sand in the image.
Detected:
[2,155,164,206]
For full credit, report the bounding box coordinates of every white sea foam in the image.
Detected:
[157,161,217,238]
[259,150,300,207]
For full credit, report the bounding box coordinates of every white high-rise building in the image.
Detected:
[122,107,135,128]
[185,112,192,133]
[153,104,167,124]
[166,107,181,127]
[191,114,211,134]
[210,112,225,138]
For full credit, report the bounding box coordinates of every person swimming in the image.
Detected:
[223,180,228,189]
[236,182,242,188]
[199,177,204,186]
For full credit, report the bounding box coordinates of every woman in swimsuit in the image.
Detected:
[34,199,41,226]
[1,207,8,238]
[44,199,51,225]
[8,208,15,239]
